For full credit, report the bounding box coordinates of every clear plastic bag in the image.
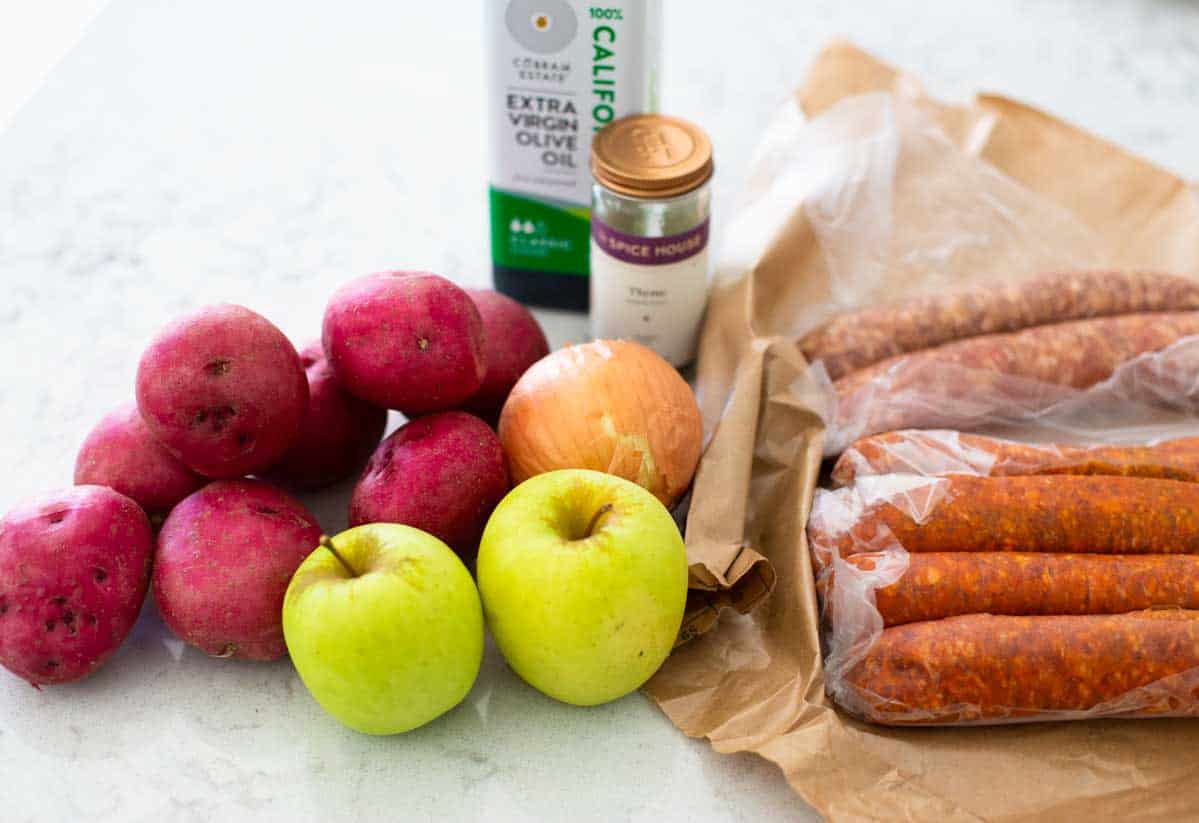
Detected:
[821,321,1199,455]
[831,427,1199,486]
[812,414,1199,725]
[735,88,1199,729]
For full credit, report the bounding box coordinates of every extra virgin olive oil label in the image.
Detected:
[487,0,660,278]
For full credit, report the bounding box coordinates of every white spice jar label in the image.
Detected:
[589,218,710,367]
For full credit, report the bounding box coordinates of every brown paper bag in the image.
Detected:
[649,41,1199,821]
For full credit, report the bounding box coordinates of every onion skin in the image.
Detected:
[497,340,702,508]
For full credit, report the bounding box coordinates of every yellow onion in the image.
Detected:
[498,339,703,508]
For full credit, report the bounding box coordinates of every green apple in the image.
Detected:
[477,468,688,706]
[282,523,483,735]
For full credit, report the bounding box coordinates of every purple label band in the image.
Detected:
[592,218,709,266]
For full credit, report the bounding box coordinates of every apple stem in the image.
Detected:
[583,504,615,540]
[320,534,357,577]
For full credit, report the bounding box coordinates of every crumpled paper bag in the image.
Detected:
[650,40,1199,821]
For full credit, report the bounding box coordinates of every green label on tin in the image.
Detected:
[489,187,590,277]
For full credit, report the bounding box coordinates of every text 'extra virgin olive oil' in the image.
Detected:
[487,0,662,311]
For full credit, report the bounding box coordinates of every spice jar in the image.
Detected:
[590,114,713,367]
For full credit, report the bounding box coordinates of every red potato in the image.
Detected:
[465,289,550,423]
[74,403,206,516]
[0,486,153,685]
[136,304,309,478]
[154,480,321,661]
[322,271,486,415]
[349,411,509,562]
[260,341,388,490]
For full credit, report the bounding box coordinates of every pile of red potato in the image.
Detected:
[0,271,550,684]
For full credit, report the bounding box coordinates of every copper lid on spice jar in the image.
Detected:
[591,114,713,199]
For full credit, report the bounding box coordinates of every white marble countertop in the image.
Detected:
[2,1,1198,820]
